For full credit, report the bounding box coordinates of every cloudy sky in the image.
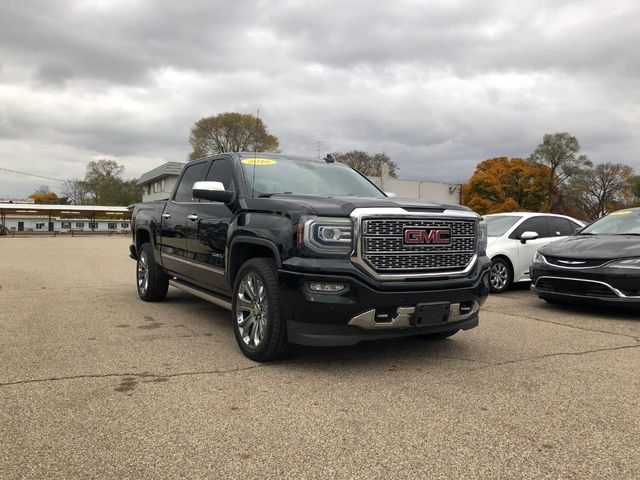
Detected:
[0,0,638,197]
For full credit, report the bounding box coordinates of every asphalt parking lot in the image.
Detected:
[1,236,639,479]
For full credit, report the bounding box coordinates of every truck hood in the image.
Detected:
[264,194,475,217]
[539,235,640,259]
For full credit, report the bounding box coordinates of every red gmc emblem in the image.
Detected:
[403,227,451,245]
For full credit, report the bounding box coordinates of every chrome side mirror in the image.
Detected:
[192,181,235,203]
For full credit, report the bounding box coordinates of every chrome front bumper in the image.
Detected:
[348,301,480,330]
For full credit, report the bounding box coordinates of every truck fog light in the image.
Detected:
[308,282,347,293]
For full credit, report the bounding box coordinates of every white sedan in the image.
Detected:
[485,212,585,293]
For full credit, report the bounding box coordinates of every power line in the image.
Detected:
[0,167,66,183]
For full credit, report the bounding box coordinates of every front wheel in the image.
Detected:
[489,258,512,293]
[232,258,291,362]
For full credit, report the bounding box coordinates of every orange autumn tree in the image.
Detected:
[462,157,551,215]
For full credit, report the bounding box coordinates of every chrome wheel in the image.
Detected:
[236,272,268,348]
[137,251,149,295]
[490,261,509,291]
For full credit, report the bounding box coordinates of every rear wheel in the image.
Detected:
[489,258,512,293]
[232,258,291,362]
[136,243,169,301]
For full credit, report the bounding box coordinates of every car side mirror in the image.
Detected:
[192,181,235,203]
[519,231,539,244]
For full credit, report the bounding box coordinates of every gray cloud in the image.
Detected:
[0,0,638,196]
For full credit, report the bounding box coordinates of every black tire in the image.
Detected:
[232,258,291,362]
[136,243,169,302]
[489,257,512,293]
[420,329,459,340]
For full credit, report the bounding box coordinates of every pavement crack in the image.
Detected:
[0,365,266,388]
[490,343,640,368]
[483,307,640,340]
[0,351,490,388]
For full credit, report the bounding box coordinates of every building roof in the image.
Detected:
[137,162,185,185]
[0,203,130,217]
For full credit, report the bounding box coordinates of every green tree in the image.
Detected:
[529,132,592,212]
[461,157,550,215]
[331,150,398,178]
[74,159,141,206]
[188,112,279,159]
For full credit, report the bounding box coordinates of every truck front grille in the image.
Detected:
[361,218,477,274]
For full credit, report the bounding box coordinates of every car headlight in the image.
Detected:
[300,217,353,255]
[608,258,640,270]
[477,220,488,254]
[533,252,545,264]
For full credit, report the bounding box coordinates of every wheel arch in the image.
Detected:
[491,254,515,278]
[228,237,281,288]
[135,227,152,252]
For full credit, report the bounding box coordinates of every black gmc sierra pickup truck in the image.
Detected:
[130,153,491,361]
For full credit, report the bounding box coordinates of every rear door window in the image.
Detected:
[548,217,574,236]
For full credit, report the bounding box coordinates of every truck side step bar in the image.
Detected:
[169,279,232,311]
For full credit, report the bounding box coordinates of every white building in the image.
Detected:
[138,160,461,204]
[2,216,130,233]
[138,162,184,202]
[367,175,461,204]
[0,204,131,234]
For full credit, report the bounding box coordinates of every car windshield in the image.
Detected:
[485,215,520,237]
[580,210,640,235]
[240,156,385,198]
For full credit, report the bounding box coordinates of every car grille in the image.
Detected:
[360,218,476,273]
[535,277,617,297]
[544,256,608,268]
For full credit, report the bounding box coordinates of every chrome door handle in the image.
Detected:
[161,213,171,219]
[187,214,199,221]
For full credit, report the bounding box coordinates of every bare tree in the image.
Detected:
[63,178,88,205]
[569,163,636,219]
[331,150,398,178]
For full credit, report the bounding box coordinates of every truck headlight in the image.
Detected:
[300,217,353,255]
[477,220,488,254]
[608,258,640,270]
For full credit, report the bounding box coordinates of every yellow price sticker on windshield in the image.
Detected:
[611,210,632,215]
[241,158,277,166]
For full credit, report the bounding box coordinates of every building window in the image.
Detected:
[108,222,117,230]
[121,222,130,229]
[161,179,165,191]
[89,221,98,229]
[35,223,45,229]
[62,222,71,229]
[76,222,84,228]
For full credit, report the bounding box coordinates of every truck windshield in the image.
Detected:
[240,156,386,198]
[580,210,640,235]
